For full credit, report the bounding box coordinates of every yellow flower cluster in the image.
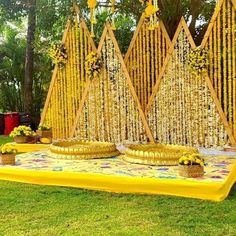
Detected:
[188,48,209,76]
[179,153,205,167]
[48,44,68,67]
[0,144,17,155]
[9,125,35,138]
[38,124,51,131]
[88,0,97,9]
[85,52,102,80]
[144,3,159,18]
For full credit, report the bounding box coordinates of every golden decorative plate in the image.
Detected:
[48,140,120,160]
[122,144,198,166]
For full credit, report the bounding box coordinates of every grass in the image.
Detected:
[0,136,236,235]
[0,135,13,145]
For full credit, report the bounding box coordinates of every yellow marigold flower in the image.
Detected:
[199,162,204,167]
[195,159,201,164]
[144,4,159,18]
[184,160,189,165]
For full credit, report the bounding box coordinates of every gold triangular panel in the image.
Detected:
[147,19,227,148]
[124,17,171,111]
[41,18,96,140]
[72,24,154,144]
[201,0,236,140]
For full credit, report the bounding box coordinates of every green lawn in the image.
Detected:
[0,136,236,235]
[0,135,13,145]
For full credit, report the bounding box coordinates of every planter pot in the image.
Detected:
[224,146,236,152]
[14,136,29,144]
[179,165,204,178]
[0,154,16,165]
[36,130,52,139]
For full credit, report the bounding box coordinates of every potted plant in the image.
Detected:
[0,144,17,165]
[9,125,36,143]
[36,124,52,139]
[178,153,205,178]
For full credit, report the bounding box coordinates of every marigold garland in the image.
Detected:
[142,0,160,30]
[88,0,97,37]
[147,27,227,148]
[188,48,209,76]
[85,51,103,80]
[48,43,67,68]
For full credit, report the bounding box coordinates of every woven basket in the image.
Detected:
[179,165,204,178]
[0,154,16,165]
[36,130,52,138]
[14,136,29,143]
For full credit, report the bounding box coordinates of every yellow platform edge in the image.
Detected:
[5,142,50,153]
[0,160,236,202]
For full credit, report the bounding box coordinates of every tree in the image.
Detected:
[24,0,36,116]
[0,0,218,119]
[0,25,26,112]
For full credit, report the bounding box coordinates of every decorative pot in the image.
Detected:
[14,136,29,144]
[224,146,236,152]
[179,165,204,178]
[36,130,52,139]
[0,154,16,165]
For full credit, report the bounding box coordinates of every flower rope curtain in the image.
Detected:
[124,17,171,111]
[146,18,229,148]
[201,0,236,141]
[71,23,154,144]
[41,17,96,140]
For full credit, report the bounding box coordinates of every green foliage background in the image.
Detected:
[0,0,216,119]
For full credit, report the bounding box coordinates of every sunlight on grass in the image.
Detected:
[0,181,235,235]
[0,136,236,235]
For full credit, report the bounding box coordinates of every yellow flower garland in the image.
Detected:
[48,43,68,68]
[188,48,209,76]
[85,52,103,80]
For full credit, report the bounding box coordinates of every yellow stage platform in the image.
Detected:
[5,143,50,153]
[0,151,236,201]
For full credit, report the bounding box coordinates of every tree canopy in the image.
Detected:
[0,0,216,121]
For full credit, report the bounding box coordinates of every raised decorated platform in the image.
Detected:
[0,150,235,202]
[5,143,50,153]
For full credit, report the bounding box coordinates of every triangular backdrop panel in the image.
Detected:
[124,17,171,110]
[71,23,154,144]
[146,18,228,148]
[40,18,96,139]
[201,0,236,140]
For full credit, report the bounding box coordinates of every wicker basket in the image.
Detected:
[14,136,29,143]
[0,154,16,165]
[179,165,204,178]
[36,130,52,138]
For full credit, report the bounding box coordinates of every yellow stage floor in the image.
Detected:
[0,150,236,201]
[5,142,50,153]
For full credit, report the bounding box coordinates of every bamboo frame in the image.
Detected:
[124,16,171,110]
[40,19,71,125]
[70,22,155,143]
[201,0,236,144]
[40,13,96,139]
[146,17,236,146]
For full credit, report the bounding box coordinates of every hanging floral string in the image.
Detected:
[48,43,67,68]
[85,51,103,80]
[141,0,160,30]
[88,0,97,37]
[188,48,209,76]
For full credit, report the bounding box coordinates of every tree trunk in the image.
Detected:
[24,0,36,116]
[158,0,183,39]
[189,0,204,40]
